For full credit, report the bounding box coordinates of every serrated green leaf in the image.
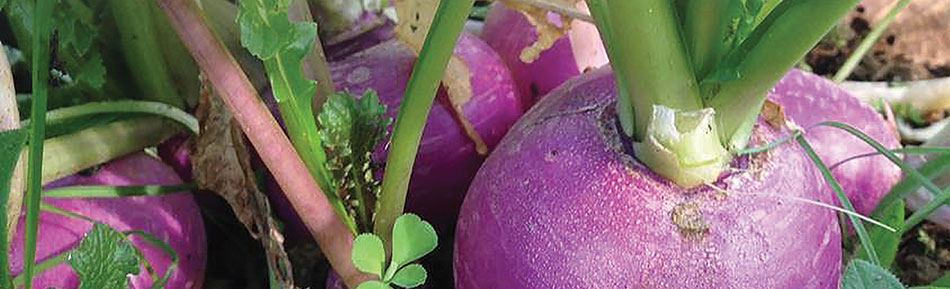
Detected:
[237,0,352,232]
[841,259,904,289]
[390,214,437,269]
[319,91,391,231]
[0,128,27,288]
[911,287,950,289]
[352,233,387,278]
[856,200,904,268]
[357,280,392,289]
[68,223,141,289]
[389,263,426,288]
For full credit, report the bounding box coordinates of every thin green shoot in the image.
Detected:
[21,100,199,135]
[812,122,947,231]
[42,184,196,198]
[374,0,474,242]
[832,0,915,83]
[874,153,950,218]
[22,0,54,287]
[733,129,803,155]
[11,252,67,287]
[828,147,950,171]
[796,135,880,266]
[125,230,179,288]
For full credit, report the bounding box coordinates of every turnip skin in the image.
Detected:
[454,68,841,288]
[331,32,523,232]
[481,3,607,107]
[264,32,522,244]
[322,14,395,62]
[767,71,901,216]
[10,153,207,289]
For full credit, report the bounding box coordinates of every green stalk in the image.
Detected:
[374,0,474,242]
[21,100,199,135]
[602,0,702,139]
[22,0,54,287]
[42,184,196,198]
[832,0,914,83]
[682,0,739,79]
[705,0,861,151]
[40,117,180,184]
[585,0,634,137]
[11,252,67,287]
[148,0,202,109]
[589,0,726,188]
[108,0,186,109]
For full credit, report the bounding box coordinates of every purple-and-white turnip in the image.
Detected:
[265,31,524,245]
[9,152,206,288]
[454,68,899,288]
[481,2,607,107]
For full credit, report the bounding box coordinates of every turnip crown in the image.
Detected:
[585,0,862,187]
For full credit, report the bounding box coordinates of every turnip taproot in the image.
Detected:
[481,2,607,107]
[454,68,843,288]
[266,31,523,243]
[9,152,206,288]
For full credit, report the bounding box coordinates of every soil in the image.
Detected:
[805,5,950,82]
[897,218,950,286]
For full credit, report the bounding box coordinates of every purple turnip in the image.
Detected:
[453,68,883,288]
[9,152,206,288]
[481,2,607,107]
[267,31,523,243]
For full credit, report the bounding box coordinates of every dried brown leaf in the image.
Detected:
[192,75,297,288]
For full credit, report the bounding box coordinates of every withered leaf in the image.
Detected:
[192,75,297,288]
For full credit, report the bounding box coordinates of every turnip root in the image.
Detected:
[481,2,607,107]
[9,152,206,288]
[454,68,845,288]
[266,32,523,243]
[769,71,902,216]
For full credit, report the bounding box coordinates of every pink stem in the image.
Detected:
[153,0,369,287]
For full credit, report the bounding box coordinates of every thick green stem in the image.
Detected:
[602,0,702,139]
[832,0,914,83]
[682,0,738,79]
[22,100,199,135]
[374,0,474,242]
[705,0,861,151]
[589,0,724,188]
[40,117,180,184]
[23,0,54,287]
[148,0,202,109]
[109,0,186,109]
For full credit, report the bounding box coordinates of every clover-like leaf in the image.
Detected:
[352,233,387,278]
[841,259,904,289]
[390,214,437,269]
[68,223,141,289]
[390,263,427,288]
[356,280,392,289]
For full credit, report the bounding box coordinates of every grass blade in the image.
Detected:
[796,135,880,266]
[22,0,55,287]
[42,184,196,198]
[814,122,949,232]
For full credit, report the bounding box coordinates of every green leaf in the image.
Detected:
[357,280,393,289]
[352,233,387,278]
[0,128,27,288]
[237,0,351,232]
[390,263,427,288]
[856,200,904,268]
[319,91,391,231]
[390,214,437,269]
[932,273,950,287]
[67,223,141,289]
[841,259,904,289]
[51,0,106,90]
